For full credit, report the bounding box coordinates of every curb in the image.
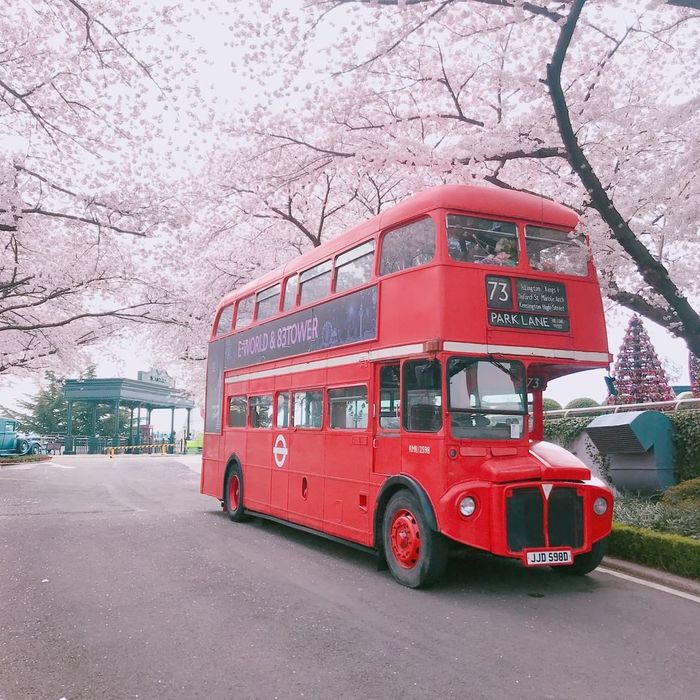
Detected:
[601,556,700,597]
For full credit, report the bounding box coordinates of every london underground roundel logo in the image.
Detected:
[273,434,288,468]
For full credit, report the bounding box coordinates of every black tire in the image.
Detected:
[382,490,448,589]
[224,463,248,522]
[30,444,41,455]
[16,439,29,456]
[555,537,608,576]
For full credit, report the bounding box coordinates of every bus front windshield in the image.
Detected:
[447,357,526,440]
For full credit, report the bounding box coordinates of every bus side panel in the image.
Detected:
[286,369,326,530]
[201,434,222,498]
[243,428,272,513]
[323,431,372,546]
[378,267,443,345]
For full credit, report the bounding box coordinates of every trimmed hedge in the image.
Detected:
[608,523,700,580]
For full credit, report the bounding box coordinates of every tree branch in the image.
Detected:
[546,0,700,356]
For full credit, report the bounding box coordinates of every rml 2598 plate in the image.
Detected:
[523,549,572,567]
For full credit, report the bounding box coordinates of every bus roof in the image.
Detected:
[218,184,579,308]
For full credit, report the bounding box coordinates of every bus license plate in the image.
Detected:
[524,550,572,566]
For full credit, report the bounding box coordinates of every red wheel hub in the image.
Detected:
[228,474,240,511]
[389,509,421,569]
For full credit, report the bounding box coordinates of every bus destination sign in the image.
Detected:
[515,279,568,314]
[488,310,570,332]
[486,276,569,333]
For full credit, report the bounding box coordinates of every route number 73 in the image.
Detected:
[486,276,513,308]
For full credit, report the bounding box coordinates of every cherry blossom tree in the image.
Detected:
[0,1,198,375]
[212,0,699,357]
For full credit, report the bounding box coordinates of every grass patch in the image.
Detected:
[0,455,52,465]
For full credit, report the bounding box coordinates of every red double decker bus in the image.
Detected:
[202,185,613,588]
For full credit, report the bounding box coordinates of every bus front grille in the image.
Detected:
[506,487,545,552]
[547,488,584,549]
[506,487,584,552]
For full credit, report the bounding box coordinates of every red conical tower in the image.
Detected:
[608,315,675,404]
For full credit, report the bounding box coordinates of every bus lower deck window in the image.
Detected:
[228,396,247,428]
[329,387,368,429]
[293,390,323,429]
[403,359,442,433]
[276,392,290,428]
[249,395,273,428]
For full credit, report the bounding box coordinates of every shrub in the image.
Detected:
[543,398,562,411]
[565,397,599,409]
[615,491,700,539]
[661,477,700,506]
[667,412,700,481]
[608,523,700,579]
[543,416,592,445]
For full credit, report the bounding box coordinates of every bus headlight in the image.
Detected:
[459,496,477,517]
[593,497,608,516]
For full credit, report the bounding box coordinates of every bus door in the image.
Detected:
[285,388,325,530]
[372,363,402,476]
[270,391,290,519]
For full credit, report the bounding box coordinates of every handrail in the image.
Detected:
[546,397,700,419]
[104,443,175,458]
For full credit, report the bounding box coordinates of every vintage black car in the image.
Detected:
[0,417,45,455]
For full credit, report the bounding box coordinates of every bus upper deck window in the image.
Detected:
[335,241,375,293]
[235,295,254,329]
[525,226,589,276]
[379,218,435,275]
[214,305,233,336]
[300,261,332,306]
[446,215,518,267]
[282,274,298,311]
[256,284,281,321]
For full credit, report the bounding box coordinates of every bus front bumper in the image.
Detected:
[437,478,613,562]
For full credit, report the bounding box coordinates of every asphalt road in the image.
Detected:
[1,456,698,700]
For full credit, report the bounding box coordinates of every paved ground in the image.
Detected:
[1,455,698,700]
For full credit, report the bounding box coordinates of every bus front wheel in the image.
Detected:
[224,463,248,523]
[555,537,608,576]
[382,490,448,589]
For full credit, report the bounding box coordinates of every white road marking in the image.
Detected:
[598,566,700,604]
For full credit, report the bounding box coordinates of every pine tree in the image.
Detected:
[15,372,69,434]
[12,366,130,436]
[690,352,700,398]
[608,315,675,404]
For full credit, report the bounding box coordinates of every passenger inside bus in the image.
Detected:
[446,215,518,266]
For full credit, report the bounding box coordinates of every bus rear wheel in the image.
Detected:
[224,464,248,522]
[382,490,448,589]
[555,537,608,576]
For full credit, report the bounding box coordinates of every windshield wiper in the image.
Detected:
[486,356,521,382]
